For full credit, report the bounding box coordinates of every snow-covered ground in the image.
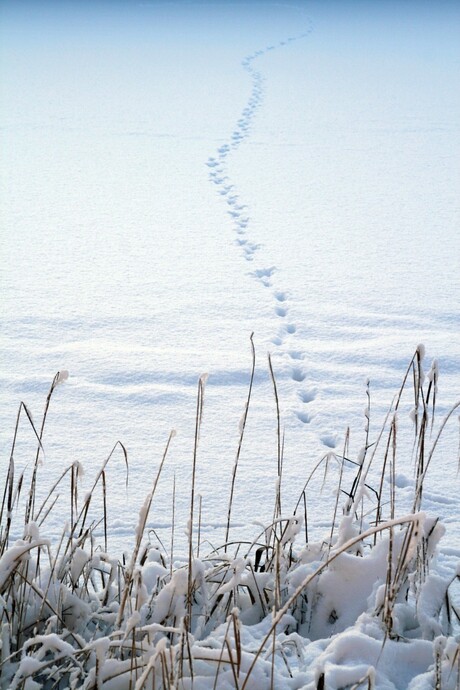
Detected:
[1,0,459,562]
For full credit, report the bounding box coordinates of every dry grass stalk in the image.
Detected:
[225,333,256,550]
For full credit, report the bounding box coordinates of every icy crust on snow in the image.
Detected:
[1,504,459,689]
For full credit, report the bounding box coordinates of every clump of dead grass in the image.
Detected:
[0,346,459,689]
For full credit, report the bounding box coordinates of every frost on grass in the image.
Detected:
[0,349,459,689]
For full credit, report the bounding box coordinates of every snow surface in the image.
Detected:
[1,0,459,563]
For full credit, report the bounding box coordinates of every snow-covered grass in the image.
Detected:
[1,348,459,689]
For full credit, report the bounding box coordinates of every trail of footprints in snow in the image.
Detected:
[206,23,335,447]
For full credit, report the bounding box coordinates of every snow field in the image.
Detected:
[1,1,459,687]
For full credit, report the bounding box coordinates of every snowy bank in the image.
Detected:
[1,349,459,688]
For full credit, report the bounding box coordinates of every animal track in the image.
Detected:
[242,242,259,260]
[253,266,276,280]
[298,388,317,403]
[205,24,316,428]
[291,367,307,383]
[321,434,338,449]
